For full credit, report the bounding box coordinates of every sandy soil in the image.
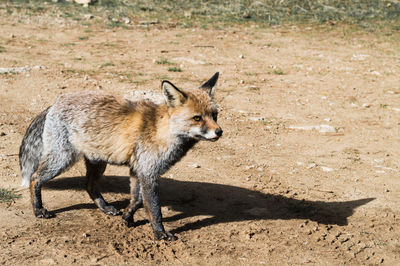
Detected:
[0,12,399,265]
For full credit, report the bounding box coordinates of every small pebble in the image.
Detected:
[191,163,200,168]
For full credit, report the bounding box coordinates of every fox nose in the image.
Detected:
[215,128,223,137]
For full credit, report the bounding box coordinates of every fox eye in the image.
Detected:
[212,112,218,121]
[193,115,202,122]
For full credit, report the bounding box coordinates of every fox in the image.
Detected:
[19,72,222,240]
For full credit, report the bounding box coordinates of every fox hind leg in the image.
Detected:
[31,151,76,218]
[122,170,143,227]
[85,158,121,216]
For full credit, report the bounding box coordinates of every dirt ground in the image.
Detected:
[0,11,400,265]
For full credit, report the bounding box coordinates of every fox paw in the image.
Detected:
[121,214,135,228]
[102,205,121,216]
[34,208,54,219]
[154,230,177,241]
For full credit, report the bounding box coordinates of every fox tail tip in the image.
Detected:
[20,178,29,188]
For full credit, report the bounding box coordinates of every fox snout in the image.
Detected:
[215,128,223,137]
[209,127,223,142]
[200,122,223,142]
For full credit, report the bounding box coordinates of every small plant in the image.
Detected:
[100,42,119,48]
[156,58,175,65]
[154,74,170,80]
[273,69,285,75]
[244,71,259,76]
[61,42,76,47]
[0,46,7,53]
[0,187,20,203]
[107,19,121,28]
[168,67,182,72]
[100,62,115,68]
[78,36,89,41]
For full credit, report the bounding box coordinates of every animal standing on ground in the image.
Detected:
[19,72,222,240]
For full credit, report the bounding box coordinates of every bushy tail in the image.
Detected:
[19,107,50,187]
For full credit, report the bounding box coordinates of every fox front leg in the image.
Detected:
[122,170,143,227]
[140,177,176,241]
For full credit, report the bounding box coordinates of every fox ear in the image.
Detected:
[162,80,187,107]
[199,72,219,96]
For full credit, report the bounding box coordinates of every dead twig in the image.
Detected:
[192,45,215,48]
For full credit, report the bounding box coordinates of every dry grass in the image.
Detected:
[1,0,400,30]
[0,187,19,203]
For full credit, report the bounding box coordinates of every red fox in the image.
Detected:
[19,73,222,240]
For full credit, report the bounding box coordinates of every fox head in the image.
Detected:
[162,72,223,141]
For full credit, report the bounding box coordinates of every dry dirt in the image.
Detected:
[0,13,400,265]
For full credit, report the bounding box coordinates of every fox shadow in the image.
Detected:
[44,176,374,233]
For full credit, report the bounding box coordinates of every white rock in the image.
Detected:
[32,65,45,70]
[249,116,266,121]
[307,163,317,169]
[0,66,30,74]
[288,124,337,133]
[367,70,381,76]
[122,17,130,24]
[245,165,255,170]
[375,165,397,172]
[84,14,94,19]
[288,125,317,131]
[173,57,205,65]
[321,166,334,172]
[318,124,337,133]
[74,0,92,7]
[351,54,369,61]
